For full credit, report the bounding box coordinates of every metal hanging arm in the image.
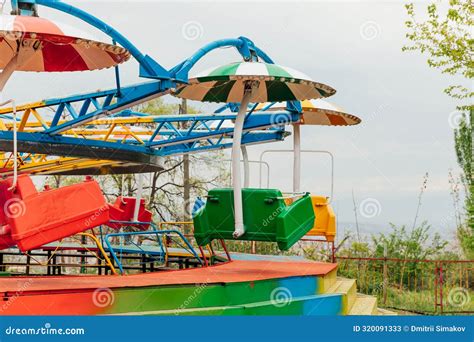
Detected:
[133,173,144,222]
[170,36,275,82]
[293,124,301,193]
[231,83,257,238]
[33,0,170,80]
[241,146,250,188]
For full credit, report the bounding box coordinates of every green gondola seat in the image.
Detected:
[193,188,315,251]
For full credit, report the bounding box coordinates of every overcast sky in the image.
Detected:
[2,1,466,239]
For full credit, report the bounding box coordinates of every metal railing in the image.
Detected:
[259,149,334,201]
[336,256,474,314]
[104,221,203,274]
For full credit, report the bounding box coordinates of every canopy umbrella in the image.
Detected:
[0,13,130,196]
[256,99,361,192]
[0,14,131,91]
[257,99,361,126]
[173,61,336,238]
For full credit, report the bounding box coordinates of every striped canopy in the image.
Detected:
[257,99,361,126]
[0,15,130,72]
[173,62,336,103]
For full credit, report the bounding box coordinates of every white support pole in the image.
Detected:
[241,145,250,188]
[232,91,252,238]
[133,173,144,222]
[11,100,17,190]
[293,123,301,193]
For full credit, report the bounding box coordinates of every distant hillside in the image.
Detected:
[337,221,454,241]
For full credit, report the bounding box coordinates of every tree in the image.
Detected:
[403,0,473,105]
[454,109,474,257]
[404,0,473,256]
[113,99,229,224]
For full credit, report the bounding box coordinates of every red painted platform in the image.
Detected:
[0,260,337,294]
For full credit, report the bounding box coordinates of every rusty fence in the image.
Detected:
[335,256,474,315]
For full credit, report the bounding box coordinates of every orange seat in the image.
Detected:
[306,196,336,242]
[106,196,152,230]
[2,175,109,252]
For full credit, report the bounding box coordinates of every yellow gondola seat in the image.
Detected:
[306,196,336,242]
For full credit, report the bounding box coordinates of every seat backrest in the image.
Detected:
[107,196,152,230]
[306,195,336,241]
[13,175,38,199]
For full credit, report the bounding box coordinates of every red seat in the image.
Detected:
[0,228,14,250]
[0,178,19,250]
[106,196,152,230]
[0,175,110,252]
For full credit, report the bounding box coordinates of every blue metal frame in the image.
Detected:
[9,1,278,135]
[104,225,202,274]
[34,0,170,81]
[4,0,304,164]
[0,106,294,162]
[44,81,167,134]
[169,36,270,83]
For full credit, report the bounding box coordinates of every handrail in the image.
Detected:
[197,157,270,189]
[259,149,335,203]
[158,221,213,264]
[20,232,118,275]
[104,224,202,275]
[77,232,117,275]
[274,192,310,200]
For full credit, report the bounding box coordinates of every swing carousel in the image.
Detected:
[0,0,389,316]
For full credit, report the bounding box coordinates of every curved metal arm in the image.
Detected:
[170,37,275,82]
[22,3,275,85]
[253,46,275,64]
[35,0,170,80]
